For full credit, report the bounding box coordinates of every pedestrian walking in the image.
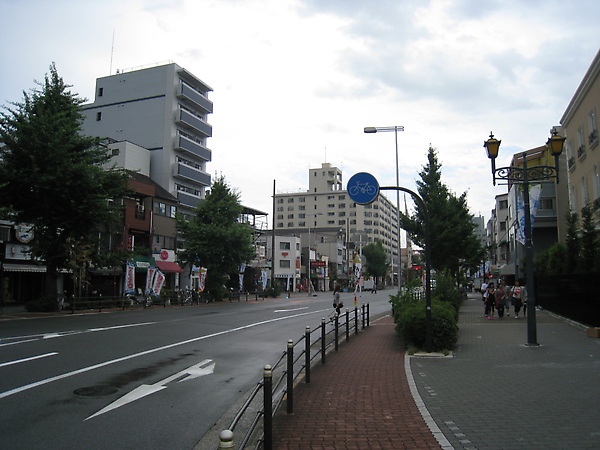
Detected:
[485,282,496,320]
[496,281,506,318]
[504,281,512,316]
[331,285,343,321]
[481,280,489,317]
[511,280,525,318]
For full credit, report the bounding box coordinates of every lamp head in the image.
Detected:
[364,127,377,133]
[484,132,501,159]
[547,128,566,157]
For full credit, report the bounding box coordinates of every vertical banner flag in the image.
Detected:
[151,269,165,297]
[239,263,246,292]
[124,262,136,295]
[516,184,542,245]
[260,270,268,290]
[198,267,208,292]
[145,267,156,295]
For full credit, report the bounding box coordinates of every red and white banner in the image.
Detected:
[198,267,207,292]
[151,269,165,297]
[124,262,136,295]
[145,267,156,294]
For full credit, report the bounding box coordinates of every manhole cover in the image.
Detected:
[73,385,118,397]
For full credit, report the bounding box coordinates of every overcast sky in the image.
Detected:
[2,0,599,225]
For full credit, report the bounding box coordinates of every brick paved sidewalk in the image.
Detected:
[271,315,443,449]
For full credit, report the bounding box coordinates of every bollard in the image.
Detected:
[305,326,311,383]
[218,430,234,449]
[286,339,293,414]
[334,314,339,351]
[263,365,273,450]
[321,318,326,364]
[345,309,350,342]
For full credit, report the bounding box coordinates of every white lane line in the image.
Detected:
[274,307,308,313]
[0,310,324,400]
[0,352,59,368]
[0,322,156,345]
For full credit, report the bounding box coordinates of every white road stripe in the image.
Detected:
[0,352,58,368]
[0,310,327,400]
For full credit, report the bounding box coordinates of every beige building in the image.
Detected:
[560,48,600,238]
[274,163,401,289]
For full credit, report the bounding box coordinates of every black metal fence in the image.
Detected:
[217,303,371,450]
[536,273,600,327]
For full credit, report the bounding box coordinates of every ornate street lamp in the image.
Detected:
[484,129,565,346]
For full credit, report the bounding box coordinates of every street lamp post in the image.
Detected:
[307,212,323,296]
[484,129,565,346]
[364,125,404,294]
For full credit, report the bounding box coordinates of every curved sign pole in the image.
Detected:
[347,172,432,353]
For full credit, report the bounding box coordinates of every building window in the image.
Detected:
[589,108,598,148]
[96,112,102,121]
[539,198,554,210]
[287,214,294,219]
[98,87,103,97]
[154,202,166,216]
[280,241,291,250]
[280,260,291,269]
[582,176,589,206]
[170,205,176,218]
[499,200,508,209]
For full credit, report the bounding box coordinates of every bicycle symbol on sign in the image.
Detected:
[348,181,377,197]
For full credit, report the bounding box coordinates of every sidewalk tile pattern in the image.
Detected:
[272,293,600,450]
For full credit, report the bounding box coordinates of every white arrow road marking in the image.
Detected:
[0,309,321,401]
[85,359,215,420]
[0,352,58,368]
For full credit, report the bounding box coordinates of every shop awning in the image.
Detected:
[2,263,46,272]
[155,261,184,273]
[132,255,156,272]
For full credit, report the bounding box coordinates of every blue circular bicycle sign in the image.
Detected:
[347,172,379,204]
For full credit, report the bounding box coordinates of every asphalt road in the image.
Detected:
[0,288,393,449]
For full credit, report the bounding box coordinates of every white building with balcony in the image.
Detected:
[81,62,213,219]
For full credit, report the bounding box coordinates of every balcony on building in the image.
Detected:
[177,190,201,209]
[174,162,211,186]
[176,107,212,137]
[177,82,213,114]
[175,132,212,162]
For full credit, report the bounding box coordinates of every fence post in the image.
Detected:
[321,318,326,364]
[334,314,339,351]
[99,294,102,313]
[218,430,235,449]
[362,303,365,329]
[345,309,350,342]
[367,302,370,327]
[286,340,293,414]
[354,307,359,335]
[305,326,311,383]
[263,365,273,450]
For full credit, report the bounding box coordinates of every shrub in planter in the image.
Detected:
[395,298,458,352]
[25,296,60,312]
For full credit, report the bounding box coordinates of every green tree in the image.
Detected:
[579,204,599,272]
[362,239,389,284]
[564,210,580,273]
[0,63,130,301]
[177,177,255,300]
[400,146,484,278]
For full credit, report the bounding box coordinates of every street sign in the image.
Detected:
[347,172,379,204]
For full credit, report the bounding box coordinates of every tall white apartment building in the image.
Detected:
[81,62,213,219]
[275,163,400,278]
